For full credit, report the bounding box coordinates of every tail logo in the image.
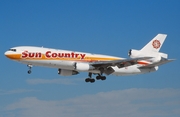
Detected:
[152,40,161,49]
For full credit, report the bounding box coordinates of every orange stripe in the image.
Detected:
[5,54,121,62]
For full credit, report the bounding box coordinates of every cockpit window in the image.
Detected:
[9,49,16,52]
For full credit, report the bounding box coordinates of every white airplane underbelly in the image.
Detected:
[112,65,158,76]
[19,59,158,76]
[19,60,75,70]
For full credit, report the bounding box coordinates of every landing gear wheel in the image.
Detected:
[85,78,90,82]
[85,78,95,83]
[28,70,32,74]
[96,75,106,81]
[85,73,97,83]
[90,79,95,83]
[101,76,106,80]
[96,76,101,80]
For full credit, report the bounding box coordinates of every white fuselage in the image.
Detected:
[4,46,157,76]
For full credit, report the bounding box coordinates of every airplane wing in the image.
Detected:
[139,58,175,68]
[90,57,152,75]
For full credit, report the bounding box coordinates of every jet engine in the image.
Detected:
[128,49,167,63]
[58,69,79,76]
[75,62,94,71]
[128,49,142,58]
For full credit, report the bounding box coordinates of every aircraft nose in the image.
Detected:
[4,51,8,56]
[4,51,10,58]
[4,51,15,59]
[4,50,20,59]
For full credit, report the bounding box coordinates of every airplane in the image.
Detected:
[4,34,174,83]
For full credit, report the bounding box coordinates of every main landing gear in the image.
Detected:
[96,74,106,81]
[85,73,106,83]
[85,73,95,83]
[27,65,32,74]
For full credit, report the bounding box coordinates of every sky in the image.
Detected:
[1,0,180,117]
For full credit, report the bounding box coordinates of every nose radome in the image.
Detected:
[4,51,9,56]
[4,51,20,59]
[4,51,13,59]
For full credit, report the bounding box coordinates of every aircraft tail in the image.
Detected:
[140,34,167,52]
[129,34,174,67]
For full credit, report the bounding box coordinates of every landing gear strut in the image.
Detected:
[27,65,32,74]
[85,73,95,83]
[58,68,61,74]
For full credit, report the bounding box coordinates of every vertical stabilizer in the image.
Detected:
[140,34,167,52]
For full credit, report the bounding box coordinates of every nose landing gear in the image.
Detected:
[27,65,32,74]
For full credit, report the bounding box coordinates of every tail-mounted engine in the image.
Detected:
[128,49,168,63]
[128,49,142,58]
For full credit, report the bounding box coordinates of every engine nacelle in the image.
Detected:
[75,62,94,71]
[128,49,144,58]
[58,69,79,76]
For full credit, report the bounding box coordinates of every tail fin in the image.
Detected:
[140,34,167,52]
